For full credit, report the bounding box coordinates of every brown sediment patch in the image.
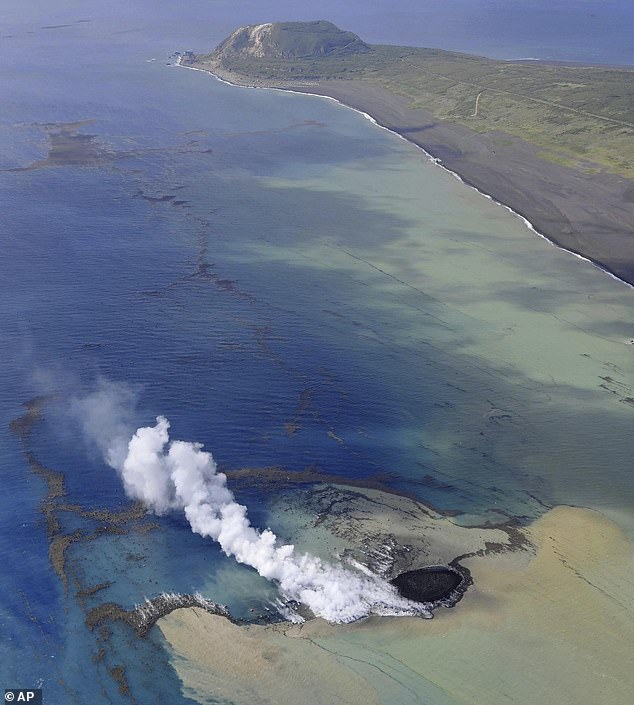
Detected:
[9,396,49,440]
[58,501,147,525]
[6,120,216,172]
[131,521,160,534]
[25,453,65,536]
[28,457,65,502]
[86,593,230,638]
[10,121,115,170]
[190,262,240,292]
[10,398,72,587]
[86,603,142,632]
[49,531,83,588]
[224,464,462,513]
[283,387,313,436]
[139,259,253,301]
[77,582,113,598]
[9,397,158,593]
[159,610,382,705]
[109,665,131,697]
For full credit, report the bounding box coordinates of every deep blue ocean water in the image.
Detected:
[2,1,634,703]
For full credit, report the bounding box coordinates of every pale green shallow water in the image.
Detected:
[238,119,634,535]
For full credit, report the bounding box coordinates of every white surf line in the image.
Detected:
[173,56,634,294]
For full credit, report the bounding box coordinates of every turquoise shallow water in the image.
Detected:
[2,1,634,703]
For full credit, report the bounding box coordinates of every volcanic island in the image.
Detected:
[181,20,634,286]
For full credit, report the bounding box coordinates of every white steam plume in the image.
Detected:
[83,399,431,622]
[72,379,139,470]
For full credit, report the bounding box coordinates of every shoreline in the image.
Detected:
[177,57,634,292]
[159,502,634,705]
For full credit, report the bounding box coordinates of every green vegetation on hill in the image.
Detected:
[267,21,369,57]
[191,22,634,178]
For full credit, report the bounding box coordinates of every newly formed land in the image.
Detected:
[184,21,634,284]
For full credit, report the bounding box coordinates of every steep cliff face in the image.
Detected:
[212,21,370,61]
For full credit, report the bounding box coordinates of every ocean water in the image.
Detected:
[1,1,634,703]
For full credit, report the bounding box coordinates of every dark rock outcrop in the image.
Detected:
[391,566,465,603]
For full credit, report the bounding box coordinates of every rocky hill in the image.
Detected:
[211,21,370,62]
